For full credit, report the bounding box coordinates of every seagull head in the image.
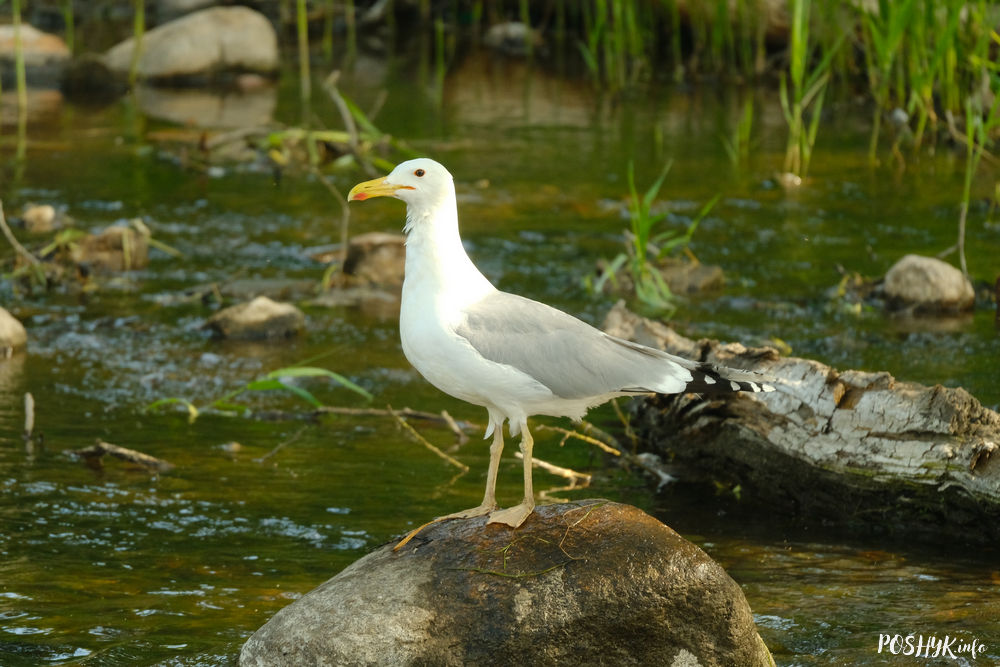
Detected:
[348,158,454,214]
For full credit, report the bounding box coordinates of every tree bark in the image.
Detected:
[603,302,1000,544]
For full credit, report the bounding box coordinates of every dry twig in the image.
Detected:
[387,405,469,472]
[73,440,174,473]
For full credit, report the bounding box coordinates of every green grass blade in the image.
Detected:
[146,397,200,423]
[266,366,374,401]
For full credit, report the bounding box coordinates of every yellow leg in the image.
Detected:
[394,425,505,550]
[436,425,503,520]
[487,423,535,528]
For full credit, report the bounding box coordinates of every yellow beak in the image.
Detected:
[348,176,412,202]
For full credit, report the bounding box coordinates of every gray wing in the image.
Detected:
[454,291,696,399]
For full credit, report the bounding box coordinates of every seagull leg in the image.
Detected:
[487,422,535,528]
[394,426,505,550]
[436,424,503,520]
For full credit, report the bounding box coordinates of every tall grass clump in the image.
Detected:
[576,0,653,92]
[296,0,312,109]
[951,92,1000,276]
[722,95,755,168]
[860,0,915,161]
[11,0,28,113]
[779,0,842,180]
[128,0,145,87]
[588,161,716,314]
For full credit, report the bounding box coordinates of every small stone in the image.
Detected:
[205,296,306,341]
[883,254,974,313]
[22,204,56,233]
[0,307,27,352]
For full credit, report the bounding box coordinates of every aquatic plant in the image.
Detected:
[128,0,145,87]
[297,0,312,110]
[588,161,715,314]
[951,92,1000,276]
[721,96,755,167]
[860,0,915,161]
[10,0,27,114]
[576,0,651,91]
[59,0,75,53]
[779,0,843,180]
[148,365,373,423]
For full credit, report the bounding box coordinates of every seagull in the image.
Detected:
[348,158,774,529]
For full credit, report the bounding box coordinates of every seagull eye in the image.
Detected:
[414,169,425,177]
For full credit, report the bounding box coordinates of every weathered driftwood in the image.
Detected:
[603,301,1000,544]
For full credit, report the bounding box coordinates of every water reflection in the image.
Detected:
[134,83,277,129]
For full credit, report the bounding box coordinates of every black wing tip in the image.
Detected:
[686,363,775,394]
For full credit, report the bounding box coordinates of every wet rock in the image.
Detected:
[0,307,27,352]
[0,23,70,88]
[240,500,773,667]
[596,256,724,297]
[205,296,305,341]
[338,232,406,287]
[883,254,974,313]
[103,7,279,84]
[660,257,725,293]
[69,226,149,274]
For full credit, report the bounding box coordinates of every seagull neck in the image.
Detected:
[404,199,494,301]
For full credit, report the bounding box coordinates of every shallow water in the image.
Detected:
[1,49,999,665]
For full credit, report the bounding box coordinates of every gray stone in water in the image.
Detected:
[883,254,974,313]
[240,501,773,667]
[205,296,305,341]
[103,7,278,83]
[0,307,27,352]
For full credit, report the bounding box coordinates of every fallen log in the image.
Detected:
[602,301,1000,544]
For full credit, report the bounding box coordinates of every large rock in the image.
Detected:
[103,7,278,83]
[240,501,773,667]
[883,254,974,313]
[0,24,70,88]
[205,296,305,340]
[0,307,27,352]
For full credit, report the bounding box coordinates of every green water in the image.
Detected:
[1,56,998,665]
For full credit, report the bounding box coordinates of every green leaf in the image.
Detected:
[146,397,200,423]
[244,379,289,392]
[211,400,251,414]
[266,366,374,401]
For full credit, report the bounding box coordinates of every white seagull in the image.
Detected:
[348,158,773,529]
